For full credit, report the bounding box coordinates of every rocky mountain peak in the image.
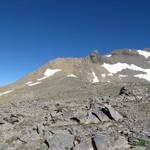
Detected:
[89,50,101,63]
[0,49,150,149]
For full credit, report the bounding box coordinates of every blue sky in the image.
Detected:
[0,0,150,86]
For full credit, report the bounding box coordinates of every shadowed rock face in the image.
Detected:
[89,50,101,63]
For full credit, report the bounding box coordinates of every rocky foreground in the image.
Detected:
[0,84,150,150]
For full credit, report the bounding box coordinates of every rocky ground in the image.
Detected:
[0,84,150,150]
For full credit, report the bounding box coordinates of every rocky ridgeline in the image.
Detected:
[0,85,150,150]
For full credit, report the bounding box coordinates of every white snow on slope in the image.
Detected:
[67,74,78,78]
[134,74,150,81]
[137,50,150,59]
[102,62,150,81]
[38,69,61,81]
[101,74,106,77]
[25,81,33,85]
[28,82,41,86]
[25,81,41,86]
[0,90,14,96]
[119,74,128,78]
[92,72,99,83]
[108,73,113,76]
[105,54,112,57]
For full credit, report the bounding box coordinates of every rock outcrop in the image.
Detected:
[89,50,101,63]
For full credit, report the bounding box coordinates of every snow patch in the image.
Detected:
[101,74,106,77]
[67,74,78,78]
[102,62,150,81]
[25,81,33,85]
[38,69,61,81]
[137,50,150,59]
[28,82,41,86]
[134,74,150,81]
[119,74,128,78]
[0,90,14,96]
[102,63,131,74]
[105,54,112,57]
[108,73,113,76]
[92,72,99,83]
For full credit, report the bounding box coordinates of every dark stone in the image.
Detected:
[119,86,130,95]
[70,117,80,123]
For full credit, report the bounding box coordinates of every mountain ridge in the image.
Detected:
[1,48,150,100]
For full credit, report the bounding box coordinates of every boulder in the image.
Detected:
[102,104,123,121]
[45,130,74,150]
[73,142,94,150]
[93,134,130,150]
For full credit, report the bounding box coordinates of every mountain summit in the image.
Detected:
[0,49,150,100]
[0,49,150,149]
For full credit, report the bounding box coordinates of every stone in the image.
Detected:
[103,104,123,121]
[93,134,112,149]
[45,130,74,150]
[114,136,130,149]
[73,142,94,150]
[92,109,110,122]
[80,111,100,124]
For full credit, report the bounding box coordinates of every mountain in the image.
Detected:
[0,49,150,149]
[1,49,150,102]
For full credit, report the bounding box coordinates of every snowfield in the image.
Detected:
[102,62,150,81]
[28,82,41,86]
[38,68,62,81]
[137,50,150,59]
[92,72,99,83]
[67,74,78,78]
[105,54,112,57]
[101,74,106,78]
[0,90,14,96]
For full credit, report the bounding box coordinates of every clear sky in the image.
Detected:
[0,0,150,86]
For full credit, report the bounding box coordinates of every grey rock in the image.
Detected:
[45,130,74,150]
[93,134,130,150]
[103,104,123,121]
[114,135,130,149]
[80,111,100,124]
[0,83,149,149]
[92,109,110,122]
[132,147,146,150]
[93,134,112,149]
[73,141,94,150]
